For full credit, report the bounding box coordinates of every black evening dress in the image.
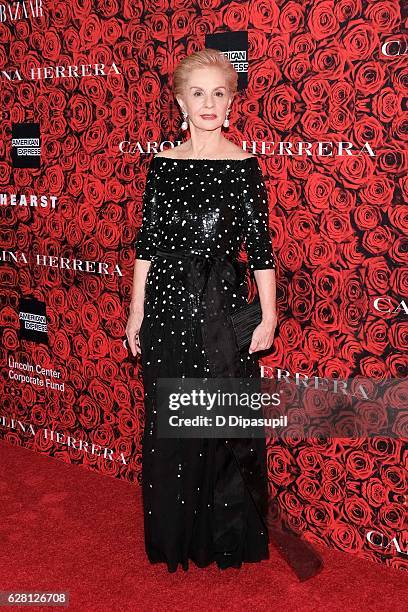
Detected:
[135,155,276,572]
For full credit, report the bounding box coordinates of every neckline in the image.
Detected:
[154,156,256,162]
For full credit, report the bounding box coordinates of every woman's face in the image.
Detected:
[177,66,233,131]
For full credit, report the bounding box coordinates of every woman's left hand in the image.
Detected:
[249,314,278,354]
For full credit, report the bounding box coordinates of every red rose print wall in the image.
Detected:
[0,0,406,571]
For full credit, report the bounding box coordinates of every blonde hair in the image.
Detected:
[172,48,238,98]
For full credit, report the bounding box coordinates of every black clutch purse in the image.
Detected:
[230,298,263,351]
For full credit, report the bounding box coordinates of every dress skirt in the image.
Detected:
[139,248,270,571]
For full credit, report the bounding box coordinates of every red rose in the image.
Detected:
[307,235,337,267]
[305,329,335,361]
[354,61,387,95]
[67,94,94,133]
[94,454,121,478]
[329,80,354,106]
[276,180,300,210]
[268,35,290,65]
[118,408,141,436]
[330,520,364,552]
[322,480,343,503]
[64,27,81,53]
[77,396,101,430]
[279,1,305,33]
[290,33,316,55]
[321,210,354,241]
[264,84,300,131]
[267,445,297,487]
[353,116,384,150]
[59,408,77,428]
[366,1,400,32]
[391,115,406,142]
[362,477,389,507]
[296,447,323,473]
[337,154,375,189]
[280,491,304,522]
[377,147,405,176]
[9,40,28,65]
[355,397,390,434]
[354,204,382,230]
[102,18,123,45]
[33,429,55,453]
[368,437,401,464]
[344,495,373,526]
[305,173,336,211]
[288,156,314,179]
[363,225,394,256]
[340,19,379,60]
[328,106,354,132]
[391,398,408,437]
[322,458,346,480]
[308,0,339,40]
[248,59,282,100]
[334,0,362,22]
[302,77,330,106]
[381,464,407,493]
[373,88,400,123]
[79,15,102,49]
[115,435,133,460]
[329,187,356,211]
[14,20,30,40]
[90,423,116,450]
[346,449,375,479]
[379,503,406,530]
[288,210,315,240]
[43,31,62,62]
[279,240,304,272]
[302,109,329,138]
[249,0,278,31]
[303,501,335,529]
[391,63,408,95]
[399,174,408,200]
[296,475,322,501]
[360,176,394,206]
[360,356,388,378]
[312,44,346,79]
[284,53,311,83]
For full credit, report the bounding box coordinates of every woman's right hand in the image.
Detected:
[126,307,144,357]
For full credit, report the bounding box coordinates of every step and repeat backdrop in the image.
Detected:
[0,1,407,570]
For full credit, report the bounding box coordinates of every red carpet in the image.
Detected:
[0,440,406,612]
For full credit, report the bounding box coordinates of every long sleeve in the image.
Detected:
[241,158,276,272]
[135,156,160,261]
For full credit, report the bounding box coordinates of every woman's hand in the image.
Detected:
[126,306,144,357]
[249,314,278,354]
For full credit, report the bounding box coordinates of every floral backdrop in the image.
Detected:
[0,0,406,570]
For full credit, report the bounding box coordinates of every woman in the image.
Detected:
[127,48,320,576]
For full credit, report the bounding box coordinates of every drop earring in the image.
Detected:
[181,111,189,131]
[223,108,231,128]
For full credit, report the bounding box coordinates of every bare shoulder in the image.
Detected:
[154,146,187,159]
[225,145,256,160]
[154,149,177,159]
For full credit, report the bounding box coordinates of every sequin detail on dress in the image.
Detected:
[135,156,276,572]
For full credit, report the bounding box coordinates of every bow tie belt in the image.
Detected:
[154,247,245,298]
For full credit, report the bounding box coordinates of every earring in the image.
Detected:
[223,108,231,128]
[181,111,189,131]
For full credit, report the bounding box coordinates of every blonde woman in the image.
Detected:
[127,48,278,572]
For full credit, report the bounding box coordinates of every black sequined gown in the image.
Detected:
[135,155,276,572]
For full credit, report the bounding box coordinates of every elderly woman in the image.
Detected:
[127,48,278,572]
